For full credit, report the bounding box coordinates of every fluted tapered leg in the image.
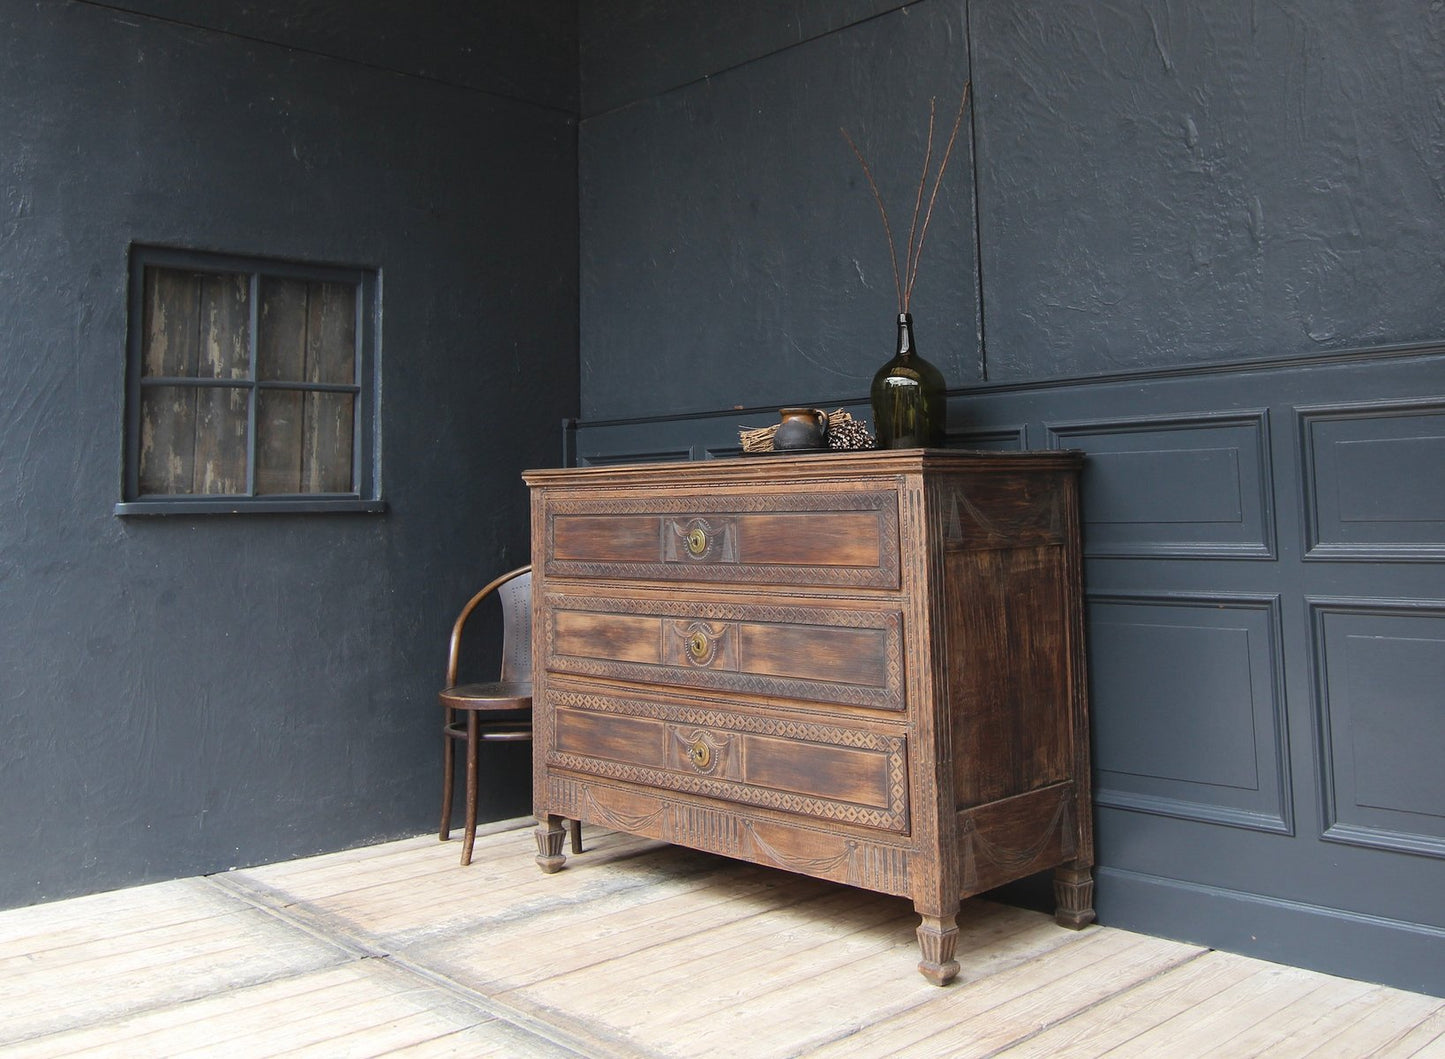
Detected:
[916,913,961,986]
[1054,864,1096,929]
[535,814,568,873]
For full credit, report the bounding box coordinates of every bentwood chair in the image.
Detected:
[439,564,581,865]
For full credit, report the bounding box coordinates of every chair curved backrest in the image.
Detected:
[440,564,553,865]
[445,565,532,689]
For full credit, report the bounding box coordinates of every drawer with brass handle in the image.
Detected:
[539,488,901,589]
[545,685,910,833]
[543,593,905,711]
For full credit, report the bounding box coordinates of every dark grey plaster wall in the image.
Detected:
[580,0,1444,422]
[0,0,578,908]
[110,0,578,112]
[579,0,902,116]
[971,0,1445,378]
[580,0,980,420]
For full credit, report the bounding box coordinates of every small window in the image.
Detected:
[118,247,381,514]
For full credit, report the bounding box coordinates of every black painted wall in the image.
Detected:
[972,0,1445,378]
[580,0,1443,416]
[576,1,1445,995]
[0,0,577,907]
[580,0,980,419]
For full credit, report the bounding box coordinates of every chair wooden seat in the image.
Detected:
[439,566,580,865]
[440,681,532,716]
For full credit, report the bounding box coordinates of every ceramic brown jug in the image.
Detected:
[773,407,829,451]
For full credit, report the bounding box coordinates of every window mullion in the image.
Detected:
[254,380,360,394]
[124,257,145,500]
[246,271,260,497]
[188,277,203,496]
[352,279,364,496]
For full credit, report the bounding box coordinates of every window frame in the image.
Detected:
[116,245,384,516]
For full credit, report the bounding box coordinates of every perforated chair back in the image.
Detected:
[496,568,532,685]
[444,566,531,693]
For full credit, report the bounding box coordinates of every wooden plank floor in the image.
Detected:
[2,822,1441,1058]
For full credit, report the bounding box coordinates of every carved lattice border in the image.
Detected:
[548,751,909,833]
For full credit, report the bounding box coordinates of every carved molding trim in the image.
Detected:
[548,593,901,628]
[550,689,903,752]
[959,788,1073,892]
[742,821,911,894]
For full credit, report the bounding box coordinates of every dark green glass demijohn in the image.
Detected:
[871,312,946,449]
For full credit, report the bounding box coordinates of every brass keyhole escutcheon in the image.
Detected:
[685,527,709,557]
[688,740,712,769]
[688,630,710,661]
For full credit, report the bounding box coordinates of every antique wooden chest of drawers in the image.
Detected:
[523,449,1093,984]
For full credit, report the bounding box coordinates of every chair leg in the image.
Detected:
[569,817,582,854]
[439,712,455,842]
[462,712,480,866]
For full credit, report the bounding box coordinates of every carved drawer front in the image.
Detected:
[542,489,900,589]
[545,594,905,711]
[547,689,909,833]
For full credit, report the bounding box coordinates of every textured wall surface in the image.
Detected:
[580,0,901,116]
[108,0,578,112]
[0,0,577,908]
[972,0,1445,378]
[580,0,980,420]
[580,0,1445,420]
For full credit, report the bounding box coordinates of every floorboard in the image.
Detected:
[0,824,1438,1058]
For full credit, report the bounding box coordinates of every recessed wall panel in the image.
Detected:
[1048,413,1273,558]
[1089,593,1289,833]
[1312,600,1445,858]
[1300,400,1445,560]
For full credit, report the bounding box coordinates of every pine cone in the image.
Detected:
[828,417,876,450]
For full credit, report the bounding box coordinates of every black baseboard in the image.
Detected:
[1095,866,1445,999]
